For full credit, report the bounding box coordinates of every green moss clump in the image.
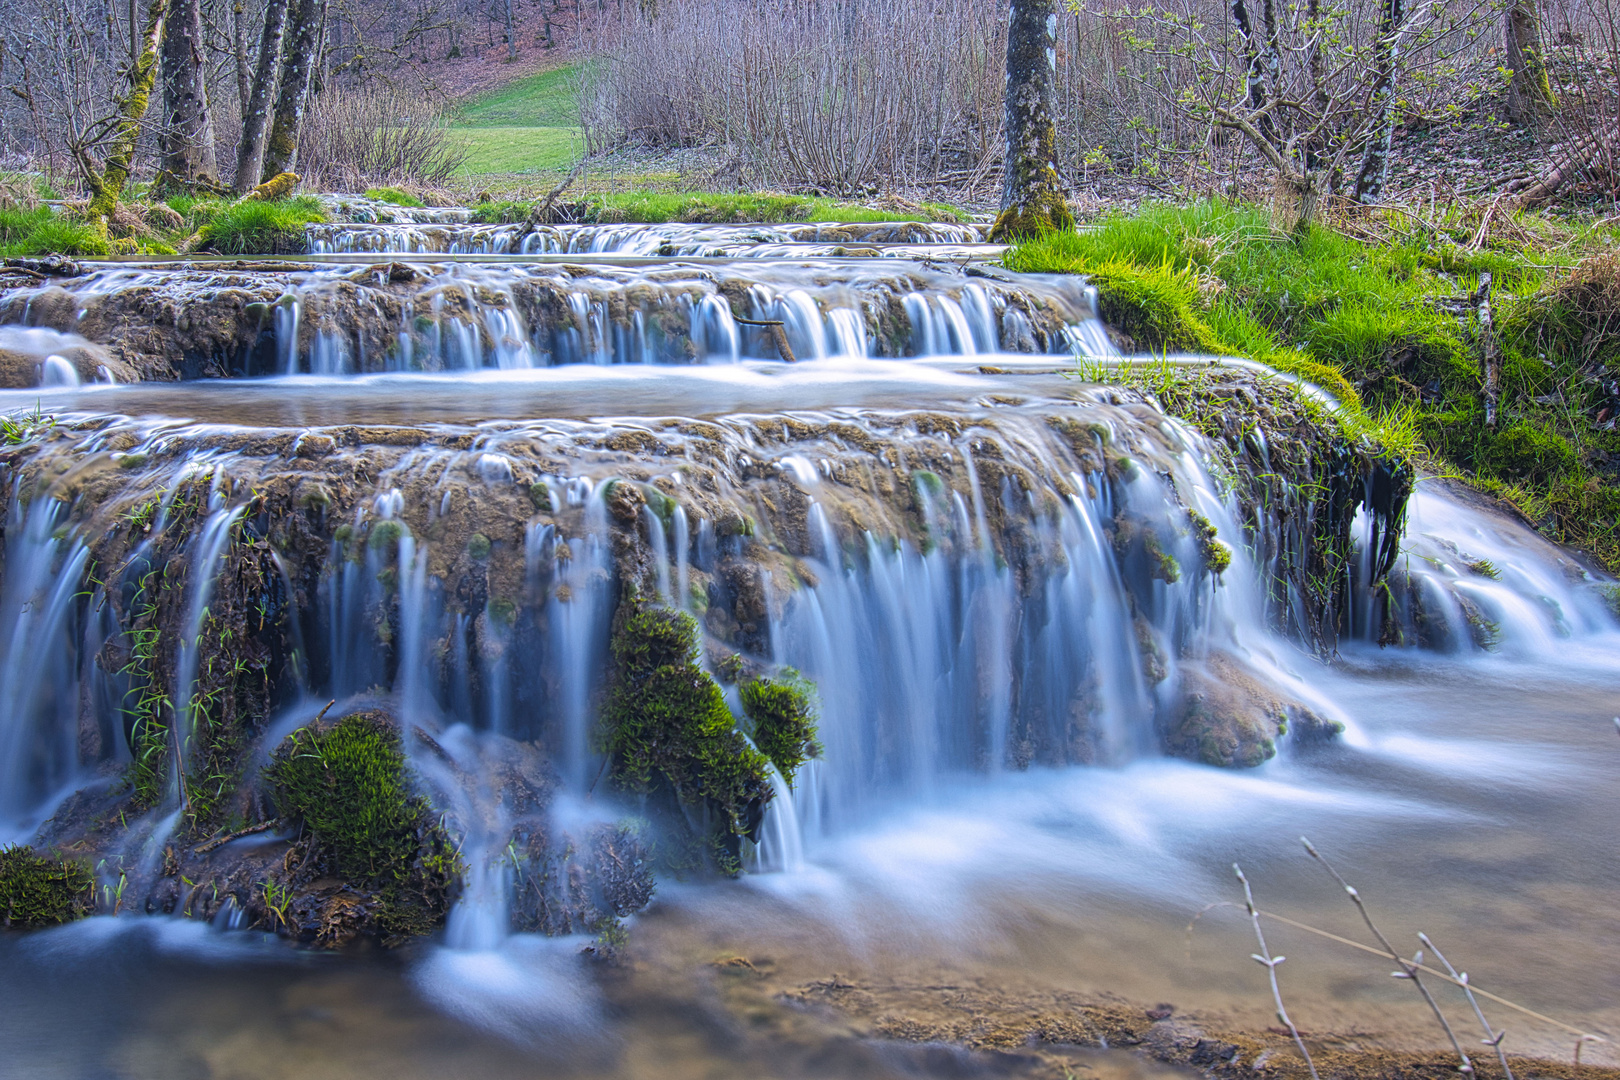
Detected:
[367,519,406,552]
[739,671,822,784]
[195,196,327,255]
[365,186,424,208]
[1188,510,1232,576]
[0,845,94,928]
[467,532,492,560]
[267,712,460,937]
[1480,420,1577,483]
[601,606,772,871]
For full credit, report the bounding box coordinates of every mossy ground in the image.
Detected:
[1008,201,1620,572]
[192,195,328,254]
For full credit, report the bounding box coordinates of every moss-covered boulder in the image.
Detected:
[1162,652,1342,768]
[601,605,773,874]
[266,710,462,945]
[0,846,95,929]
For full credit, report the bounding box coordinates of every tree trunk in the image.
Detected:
[503,0,517,59]
[232,1,251,112]
[989,0,1074,242]
[85,0,167,221]
[158,0,219,189]
[1230,0,1278,147]
[1352,0,1404,202]
[235,0,290,192]
[1504,0,1556,126]
[260,0,323,181]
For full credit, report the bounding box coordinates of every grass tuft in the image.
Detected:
[194,196,327,255]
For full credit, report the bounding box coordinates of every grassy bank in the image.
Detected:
[472,190,967,225]
[1007,202,1620,573]
[449,64,584,179]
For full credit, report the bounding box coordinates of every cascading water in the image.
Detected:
[2,215,1618,1079]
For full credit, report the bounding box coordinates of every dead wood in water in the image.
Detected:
[733,316,798,363]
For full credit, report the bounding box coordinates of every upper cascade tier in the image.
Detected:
[304,220,992,258]
[0,255,1114,381]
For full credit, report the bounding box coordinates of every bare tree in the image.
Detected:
[260,0,323,179]
[235,0,289,190]
[991,0,1076,240]
[1503,0,1556,125]
[88,0,167,220]
[1352,0,1405,202]
[158,0,220,188]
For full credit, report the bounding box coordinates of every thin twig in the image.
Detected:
[1250,908,1605,1043]
[1302,837,1474,1073]
[1235,863,1321,1080]
[193,818,283,854]
[1420,933,1514,1080]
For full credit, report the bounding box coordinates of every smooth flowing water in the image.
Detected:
[0,221,1616,1080]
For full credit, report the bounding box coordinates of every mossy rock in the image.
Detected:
[0,845,94,929]
[267,711,460,942]
[601,606,772,872]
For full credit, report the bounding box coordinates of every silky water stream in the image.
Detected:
[0,222,1616,1080]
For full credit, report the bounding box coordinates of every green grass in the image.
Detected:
[455,64,582,127]
[448,126,583,175]
[1006,201,1620,571]
[448,63,585,177]
[364,186,424,207]
[0,206,110,257]
[468,189,967,225]
[195,196,327,255]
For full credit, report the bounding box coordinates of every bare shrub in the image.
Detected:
[297,81,468,190]
[579,0,1005,197]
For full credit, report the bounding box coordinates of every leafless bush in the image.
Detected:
[579,0,1005,196]
[1521,0,1620,203]
[297,81,469,190]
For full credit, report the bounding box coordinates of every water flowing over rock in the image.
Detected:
[0,217,1612,958]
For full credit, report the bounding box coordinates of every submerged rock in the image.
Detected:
[1162,651,1343,768]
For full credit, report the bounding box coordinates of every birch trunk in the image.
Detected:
[260,0,323,181]
[234,0,290,192]
[989,0,1074,241]
[1352,0,1404,202]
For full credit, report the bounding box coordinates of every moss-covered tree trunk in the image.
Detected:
[1504,0,1556,126]
[234,0,291,193]
[157,0,219,191]
[1352,0,1404,203]
[260,0,323,182]
[84,0,168,223]
[989,0,1075,242]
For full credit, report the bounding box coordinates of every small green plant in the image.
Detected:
[1,405,54,445]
